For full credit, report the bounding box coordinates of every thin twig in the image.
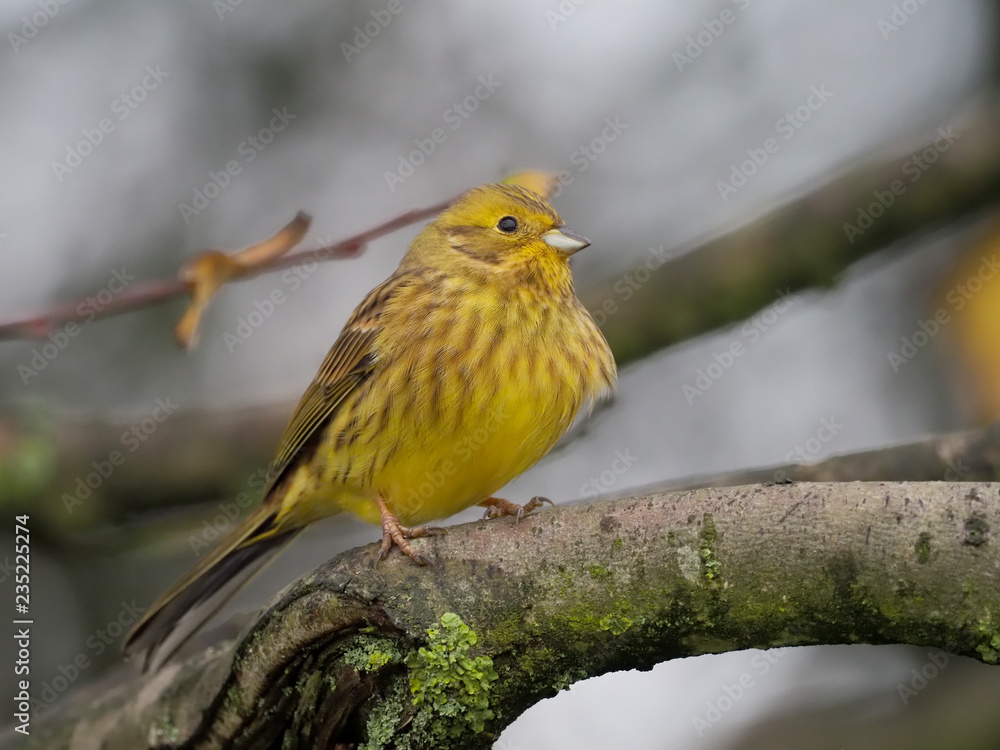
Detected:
[0,198,454,341]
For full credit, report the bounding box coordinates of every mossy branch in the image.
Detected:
[586,97,1000,365]
[25,481,1000,749]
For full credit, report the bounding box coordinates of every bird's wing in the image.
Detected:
[124,271,415,671]
[263,271,412,497]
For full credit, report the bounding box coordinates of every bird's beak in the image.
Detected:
[543,227,591,255]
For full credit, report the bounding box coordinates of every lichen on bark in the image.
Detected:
[21,482,1000,750]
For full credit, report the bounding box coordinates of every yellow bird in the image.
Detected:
[124,183,617,671]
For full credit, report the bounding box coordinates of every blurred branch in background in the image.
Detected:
[0,401,286,539]
[4,3,999,749]
[173,211,313,349]
[0,198,453,343]
[7,104,1000,531]
[3,385,1000,581]
[0,171,562,348]
[21,482,1000,750]
[657,420,1000,492]
[6,388,1000,543]
[8,92,1000,363]
[585,97,1000,366]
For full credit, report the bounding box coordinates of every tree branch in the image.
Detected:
[26,482,1000,749]
[0,171,559,344]
[585,97,1000,364]
[0,199,452,342]
[659,420,1000,491]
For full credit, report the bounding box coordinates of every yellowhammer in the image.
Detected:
[124,183,617,671]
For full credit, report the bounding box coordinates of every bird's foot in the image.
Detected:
[479,495,553,522]
[375,496,445,566]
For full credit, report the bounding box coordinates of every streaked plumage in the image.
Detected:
[124,183,616,671]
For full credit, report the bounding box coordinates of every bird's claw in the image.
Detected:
[480,496,554,523]
[374,496,445,567]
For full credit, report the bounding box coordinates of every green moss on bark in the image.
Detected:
[405,613,498,744]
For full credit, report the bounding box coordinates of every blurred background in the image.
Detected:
[3,0,1000,747]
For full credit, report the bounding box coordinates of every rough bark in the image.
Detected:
[22,481,1000,750]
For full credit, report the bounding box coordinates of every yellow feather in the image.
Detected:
[125,183,616,670]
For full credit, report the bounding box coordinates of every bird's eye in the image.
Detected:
[497,216,518,234]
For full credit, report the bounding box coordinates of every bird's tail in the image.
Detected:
[123,505,300,673]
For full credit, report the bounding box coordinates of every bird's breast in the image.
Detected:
[339,282,603,525]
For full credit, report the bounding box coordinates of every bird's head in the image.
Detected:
[402,183,590,294]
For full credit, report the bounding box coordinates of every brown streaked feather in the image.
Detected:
[123,505,295,672]
[124,271,413,672]
[263,272,412,495]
